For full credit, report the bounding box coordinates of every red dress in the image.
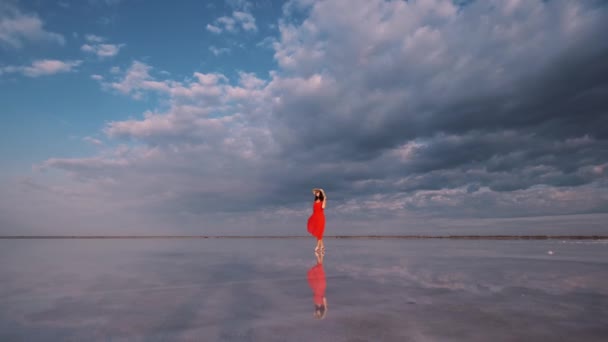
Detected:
[307,201,325,240]
[307,263,326,305]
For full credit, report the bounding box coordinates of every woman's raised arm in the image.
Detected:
[321,190,327,209]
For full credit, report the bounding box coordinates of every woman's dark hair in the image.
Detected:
[315,192,325,201]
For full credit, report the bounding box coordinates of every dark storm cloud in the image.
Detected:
[262,0,608,204]
[270,2,608,161]
[432,44,608,140]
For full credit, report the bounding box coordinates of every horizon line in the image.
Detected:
[1,235,607,240]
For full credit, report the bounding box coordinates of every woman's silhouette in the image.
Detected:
[307,251,327,319]
[308,188,327,253]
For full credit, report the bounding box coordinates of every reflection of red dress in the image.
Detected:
[307,201,325,240]
[307,263,326,305]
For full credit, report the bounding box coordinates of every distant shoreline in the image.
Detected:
[1,235,607,240]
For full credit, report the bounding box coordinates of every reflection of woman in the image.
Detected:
[307,188,326,253]
[307,252,327,319]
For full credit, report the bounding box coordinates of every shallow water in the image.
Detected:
[1,239,607,341]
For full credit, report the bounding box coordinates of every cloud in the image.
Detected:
[85,34,105,43]
[207,10,257,34]
[81,43,124,58]
[226,0,253,12]
[97,15,116,26]
[206,24,222,34]
[7,0,608,235]
[100,69,266,144]
[233,11,256,31]
[1,59,82,77]
[0,3,65,49]
[216,16,237,32]
[83,136,103,146]
[98,61,170,98]
[81,35,124,58]
[265,0,608,159]
[209,45,230,56]
[256,36,275,49]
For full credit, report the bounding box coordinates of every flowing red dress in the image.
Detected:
[307,201,325,240]
[307,263,326,305]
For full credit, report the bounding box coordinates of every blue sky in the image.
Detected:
[1,0,279,174]
[1,0,607,235]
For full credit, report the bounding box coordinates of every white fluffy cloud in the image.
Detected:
[81,43,123,58]
[207,10,257,33]
[81,34,124,58]
[84,34,104,43]
[0,3,65,49]
[1,59,82,77]
[98,61,170,98]
[83,136,103,146]
[206,24,221,34]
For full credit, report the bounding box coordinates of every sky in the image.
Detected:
[0,0,607,236]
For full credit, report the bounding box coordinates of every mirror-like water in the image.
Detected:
[1,239,607,341]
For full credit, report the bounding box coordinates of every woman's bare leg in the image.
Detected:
[316,251,324,264]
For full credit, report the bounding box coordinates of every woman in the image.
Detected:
[307,188,326,253]
[307,251,327,319]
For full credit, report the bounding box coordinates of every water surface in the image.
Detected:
[1,239,607,341]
